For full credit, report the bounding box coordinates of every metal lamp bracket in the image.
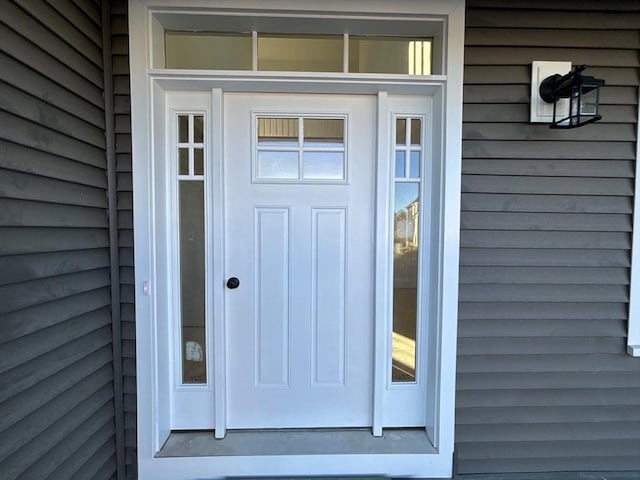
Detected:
[530,61,571,123]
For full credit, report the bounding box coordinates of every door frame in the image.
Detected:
[129,1,464,478]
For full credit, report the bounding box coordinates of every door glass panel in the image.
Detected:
[395,151,406,178]
[178,115,189,143]
[194,148,204,175]
[409,151,420,178]
[303,151,344,179]
[194,115,204,143]
[303,118,344,147]
[396,118,406,145]
[258,117,299,147]
[178,148,189,175]
[410,118,422,145]
[349,37,432,75]
[258,150,299,178]
[179,181,206,384]
[258,34,343,72]
[165,31,252,70]
[392,183,419,382]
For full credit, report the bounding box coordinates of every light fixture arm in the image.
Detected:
[539,64,587,103]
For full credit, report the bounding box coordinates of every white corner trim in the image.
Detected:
[628,85,640,358]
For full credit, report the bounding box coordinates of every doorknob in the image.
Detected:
[226,277,240,289]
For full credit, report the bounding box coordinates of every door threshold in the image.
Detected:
[157,428,435,457]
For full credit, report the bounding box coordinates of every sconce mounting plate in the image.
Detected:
[530,61,571,123]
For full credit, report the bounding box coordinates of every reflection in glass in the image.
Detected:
[258,117,299,147]
[194,148,204,176]
[396,118,406,145]
[349,36,432,75]
[258,150,299,178]
[303,118,344,147]
[180,181,206,384]
[179,148,189,175]
[409,151,420,178]
[392,182,420,382]
[258,34,343,72]
[178,115,189,143]
[303,151,344,179]
[411,118,422,145]
[194,115,204,143]
[395,151,406,178]
[165,32,252,70]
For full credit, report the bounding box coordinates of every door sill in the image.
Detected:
[157,428,435,457]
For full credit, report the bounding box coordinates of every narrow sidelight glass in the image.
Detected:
[391,116,423,383]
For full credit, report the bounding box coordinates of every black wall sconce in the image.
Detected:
[538,65,605,129]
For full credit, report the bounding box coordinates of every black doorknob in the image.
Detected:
[226,277,240,289]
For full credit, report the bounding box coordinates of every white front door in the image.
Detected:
[224,93,376,429]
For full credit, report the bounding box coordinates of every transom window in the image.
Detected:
[165,31,432,75]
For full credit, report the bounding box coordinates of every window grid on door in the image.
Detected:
[177,113,207,384]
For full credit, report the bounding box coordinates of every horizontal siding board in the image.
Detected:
[463,140,636,160]
[0,81,106,148]
[0,268,110,315]
[1,288,110,344]
[465,28,640,49]
[0,1,102,87]
[460,248,629,267]
[460,212,632,232]
[457,337,625,355]
[464,85,637,105]
[14,0,102,66]
[0,326,112,404]
[0,227,109,255]
[1,392,113,480]
[464,47,640,67]
[466,10,640,29]
[0,353,113,433]
[71,0,100,26]
[0,141,107,188]
[458,284,628,303]
[0,307,111,373]
[0,364,112,462]
[46,427,116,480]
[0,249,110,286]
[457,456,640,475]
[462,176,633,195]
[458,355,640,374]
[462,194,632,214]
[463,123,636,142]
[0,111,105,168]
[0,53,104,128]
[460,230,631,249]
[0,169,108,208]
[456,422,640,443]
[466,0,640,10]
[458,319,628,339]
[463,104,638,124]
[459,266,629,285]
[458,302,628,321]
[456,406,640,425]
[0,23,103,108]
[462,159,634,178]
[457,388,640,408]
[456,371,640,390]
[0,199,108,228]
[46,0,103,47]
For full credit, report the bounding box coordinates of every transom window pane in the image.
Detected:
[258,34,343,72]
[165,31,252,70]
[350,36,432,75]
[255,116,346,181]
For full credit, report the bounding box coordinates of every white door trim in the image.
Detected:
[129,1,464,478]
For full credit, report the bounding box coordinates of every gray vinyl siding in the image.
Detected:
[0,1,117,480]
[457,0,640,476]
[110,1,136,478]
